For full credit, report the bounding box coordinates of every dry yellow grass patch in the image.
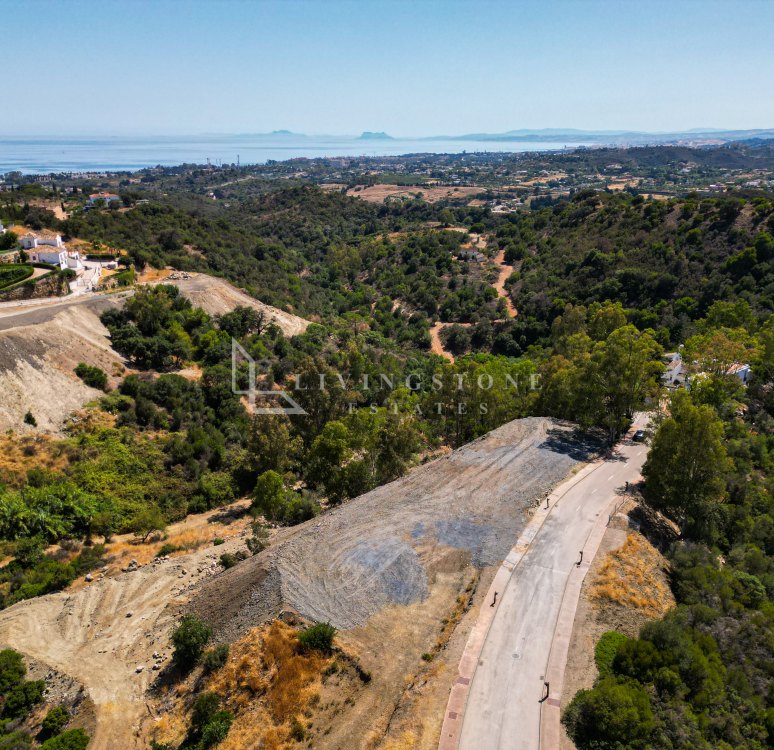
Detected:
[103,512,250,570]
[0,432,72,486]
[203,621,330,750]
[590,533,673,618]
[379,731,419,750]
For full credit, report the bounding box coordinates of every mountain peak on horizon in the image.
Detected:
[359,131,393,140]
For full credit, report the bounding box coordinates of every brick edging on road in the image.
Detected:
[437,457,606,750]
[538,431,644,748]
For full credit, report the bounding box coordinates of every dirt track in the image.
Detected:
[493,249,517,317]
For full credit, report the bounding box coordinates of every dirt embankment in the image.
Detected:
[189,418,597,749]
[0,299,125,432]
[0,418,597,750]
[0,513,252,750]
[560,502,675,750]
[151,273,311,337]
[193,418,591,635]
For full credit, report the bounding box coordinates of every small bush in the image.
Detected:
[201,644,229,673]
[298,622,336,654]
[200,710,233,748]
[289,717,306,741]
[172,615,211,669]
[41,705,69,737]
[212,538,225,546]
[594,631,629,678]
[421,652,433,662]
[74,362,108,391]
[246,521,270,555]
[39,728,90,750]
[23,411,36,427]
[191,692,220,729]
[156,543,180,557]
[219,551,247,569]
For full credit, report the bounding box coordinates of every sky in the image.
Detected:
[3,0,773,136]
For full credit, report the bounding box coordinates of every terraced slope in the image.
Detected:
[192,417,597,635]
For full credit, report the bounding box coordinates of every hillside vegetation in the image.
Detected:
[0,168,773,749]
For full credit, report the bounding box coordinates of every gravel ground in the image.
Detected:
[192,417,598,635]
[0,300,125,432]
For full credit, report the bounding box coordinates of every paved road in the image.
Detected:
[458,415,649,750]
[0,292,130,330]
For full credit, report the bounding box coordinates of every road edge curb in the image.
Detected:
[437,456,605,750]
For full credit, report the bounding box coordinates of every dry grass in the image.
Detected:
[211,621,330,750]
[379,732,419,750]
[103,509,250,570]
[347,185,483,204]
[590,533,673,618]
[151,621,335,750]
[0,432,72,486]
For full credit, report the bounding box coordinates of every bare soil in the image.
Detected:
[0,418,597,750]
[148,272,311,337]
[0,298,125,432]
[0,507,254,750]
[348,185,484,204]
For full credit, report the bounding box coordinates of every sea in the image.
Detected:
[0,135,588,175]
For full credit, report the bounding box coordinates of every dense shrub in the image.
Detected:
[298,622,336,654]
[41,706,70,737]
[172,615,212,669]
[74,362,108,390]
[39,729,90,750]
[594,631,629,678]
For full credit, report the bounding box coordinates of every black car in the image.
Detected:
[632,429,646,442]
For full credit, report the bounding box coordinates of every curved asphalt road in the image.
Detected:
[458,415,649,750]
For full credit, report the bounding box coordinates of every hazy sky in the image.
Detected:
[4,0,773,136]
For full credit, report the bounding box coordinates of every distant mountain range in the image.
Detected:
[246,128,774,146]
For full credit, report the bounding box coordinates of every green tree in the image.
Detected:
[586,325,664,441]
[252,470,287,519]
[562,678,654,749]
[642,391,731,542]
[132,506,166,543]
[0,649,26,693]
[305,421,352,502]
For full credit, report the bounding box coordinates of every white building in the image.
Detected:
[727,363,751,384]
[21,233,65,250]
[662,352,684,387]
[29,249,68,269]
